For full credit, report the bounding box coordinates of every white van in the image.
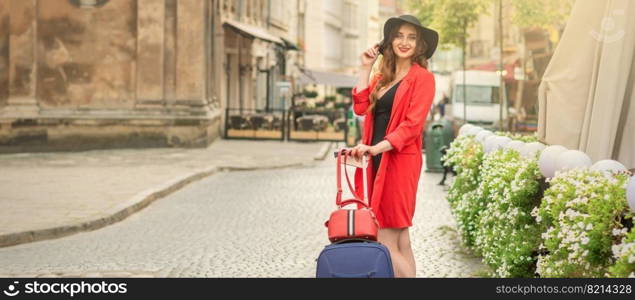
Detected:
[450,70,510,127]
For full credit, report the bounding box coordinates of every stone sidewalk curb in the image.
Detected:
[0,142,333,248]
[314,141,333,160]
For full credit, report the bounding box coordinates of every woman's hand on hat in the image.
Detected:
[360,45,380,68]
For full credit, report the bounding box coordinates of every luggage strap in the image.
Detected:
[336,149,369,208]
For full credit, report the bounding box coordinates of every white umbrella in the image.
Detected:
[538,0,635,169]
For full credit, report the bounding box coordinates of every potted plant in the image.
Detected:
[303,90,318,98]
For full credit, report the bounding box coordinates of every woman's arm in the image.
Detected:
[351,67,374,115]
[354,66,372,93]
[384,70,436,152]
[370,140,394,156]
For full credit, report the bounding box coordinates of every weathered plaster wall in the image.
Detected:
[36,0,137,108]
[163,0,176,101]
[136,0,164,101]
[0,0,221,153]
[9,0,37,101]
[176,0,205,101]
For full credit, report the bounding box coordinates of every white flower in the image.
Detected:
[581,237,590,245]
[612,244,625,258]
[577,222,585,229]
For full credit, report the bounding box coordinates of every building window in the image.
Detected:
[350,3,358,31]
[270,0,288,28]
[470,40,484,58]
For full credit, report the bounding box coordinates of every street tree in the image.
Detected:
[406,0,490,124]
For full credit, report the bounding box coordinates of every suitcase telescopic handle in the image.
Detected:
[335,148,369,208]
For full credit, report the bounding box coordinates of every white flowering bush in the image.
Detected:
[533,169,631,277]
[474,148,542,277]
[609,227,635,277]
[495,131,539,143]
[443,135,484,249]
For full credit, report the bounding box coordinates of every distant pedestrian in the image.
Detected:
[440,92,449,117]
[348,14,438,278]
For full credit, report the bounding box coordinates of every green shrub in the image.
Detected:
[533,169,630,277]
[336,87,352,97]
[303,90,318,98]
[608,225,635,278]
[475,149,542,277]
[443,135,485,249]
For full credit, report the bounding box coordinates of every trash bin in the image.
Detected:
[425,120,454,173]
[346,107,358,147]
[438,118,455,145]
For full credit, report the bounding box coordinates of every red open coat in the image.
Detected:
[351,62,435,228]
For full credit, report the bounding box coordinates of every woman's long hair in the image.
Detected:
[366,22,429,115]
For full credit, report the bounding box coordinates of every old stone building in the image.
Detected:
[299,0,380,102]
[220,0,302,118]
[0,0,223,152]
[0,0,221,152]
[0,0,396,152]
[0,0,305,152]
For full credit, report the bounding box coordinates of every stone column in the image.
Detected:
[175,0,207,115]
[2,0,39,117]
[136,0,165,110]
[212,0,226,131]
[212,0,223,108]
[0,0,9,107]
[164,0,176,102]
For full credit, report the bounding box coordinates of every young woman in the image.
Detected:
[348,15,438,278]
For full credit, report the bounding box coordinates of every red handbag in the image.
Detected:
[324,149,379,242]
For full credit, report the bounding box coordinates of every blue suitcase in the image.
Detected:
[316,240,394,278]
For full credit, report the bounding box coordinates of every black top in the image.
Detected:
[371,80,402,175]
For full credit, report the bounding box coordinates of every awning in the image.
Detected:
[281,37,300,51]
[223,20,284,46]
[538,0,635,168]
[296,68,358,88]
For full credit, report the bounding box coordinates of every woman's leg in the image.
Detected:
[398,228,417,277]
[378,228,409,277]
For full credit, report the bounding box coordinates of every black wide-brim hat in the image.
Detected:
[378,15,439,59]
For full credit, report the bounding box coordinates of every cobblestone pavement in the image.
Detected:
[0,142,486,277]
[0,139,327,246]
